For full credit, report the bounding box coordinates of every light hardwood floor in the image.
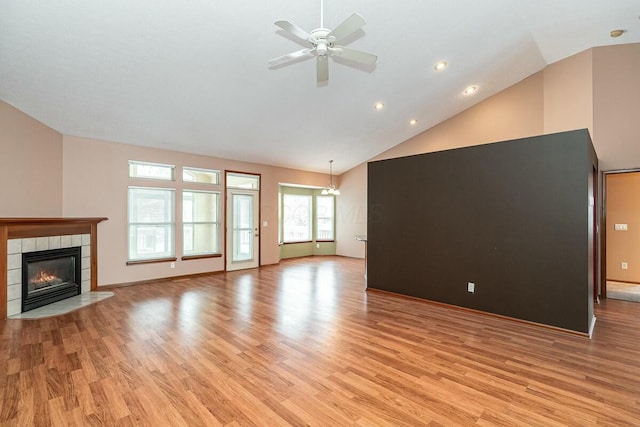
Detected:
[1,256,639,426]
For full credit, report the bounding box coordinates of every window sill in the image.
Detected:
[282,241,313,245]
[126,257,177,266]
[316,240,335,243]
[181,254,222,261]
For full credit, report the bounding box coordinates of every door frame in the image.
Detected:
[601,167,640,299]
[592,165,598,302]
[224,170,261,271]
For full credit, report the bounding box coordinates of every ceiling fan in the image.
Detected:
[268,0,377,83]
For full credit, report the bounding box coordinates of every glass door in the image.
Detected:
[226,173,260,271]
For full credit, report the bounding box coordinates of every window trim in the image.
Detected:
[181,254,223,261]
[126,257,177,266]
[282,240,313,245]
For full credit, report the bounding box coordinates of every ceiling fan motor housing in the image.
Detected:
[311,29,331,56]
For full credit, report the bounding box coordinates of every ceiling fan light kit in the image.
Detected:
[269,0,377,83]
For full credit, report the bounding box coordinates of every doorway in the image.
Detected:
[603,169,640,302]
[225,172,260,271]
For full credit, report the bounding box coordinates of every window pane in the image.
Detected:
[233,194,254,261]
[233,229,253,261]
[183,191,220,256]
[236,195,253,228]
[129,225,174,260]
[129,161,174,180]
[129,188,174,223]
[183,192,218,222]
[283,194,312,242]
[183,167,220,184]
[227,173,259,189]
[128,187,175,261]
[316,196,334,240]
[184,223,219,255]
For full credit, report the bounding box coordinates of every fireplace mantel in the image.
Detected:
[0,217,107,319]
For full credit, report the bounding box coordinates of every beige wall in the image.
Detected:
[543,49,593,136]
[593,43,640,171]
[0,100,63,216]
[62,135,330,286]
[373,72,545,162]
[606,172,640,282]
[336,163,367,258]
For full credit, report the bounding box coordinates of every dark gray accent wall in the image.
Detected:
[367,129,597,333]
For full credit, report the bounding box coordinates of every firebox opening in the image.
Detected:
[22,247,82,312]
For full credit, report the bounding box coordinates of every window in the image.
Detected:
[183,167,220,184]
[227,173,260,189]
[128,162,223,263]
[283,194,312,242]
[279,188,337,246]
[128,187,175,261]
[183,190,220,256]
[316,195,335,241]
[129,161,175,181]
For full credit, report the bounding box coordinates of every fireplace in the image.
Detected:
[22,247,82,312]
[1,218,107,319]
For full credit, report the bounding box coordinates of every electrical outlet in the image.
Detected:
[170,262,175,269]
[316,243,320,248]
[622,262,628,270]
[467,282,475,293]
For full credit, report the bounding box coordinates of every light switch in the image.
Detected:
[615,224,628,231]
[263,221,268,227]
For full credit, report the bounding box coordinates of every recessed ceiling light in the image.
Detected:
[610,29,625,38]
[434,61,448,71]
[463,85,478,96]
[409,119,418,125]
[374,102,384,110]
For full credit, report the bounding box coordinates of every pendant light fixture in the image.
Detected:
[321,160,340,195]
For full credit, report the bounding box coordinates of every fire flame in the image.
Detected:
[32,270,59,284]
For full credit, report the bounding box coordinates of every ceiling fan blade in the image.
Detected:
[269,48,314,66]
[327,13,366,44]
[274,20,313,44]
[317,56,329,83]
[332,46,377,65]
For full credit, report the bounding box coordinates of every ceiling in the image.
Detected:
[1,1,639,175]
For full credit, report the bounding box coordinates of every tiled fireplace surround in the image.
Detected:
[0,218,107,319]
[8,234,90,316]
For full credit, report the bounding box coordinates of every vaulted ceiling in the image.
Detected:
[1,1,639,174]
